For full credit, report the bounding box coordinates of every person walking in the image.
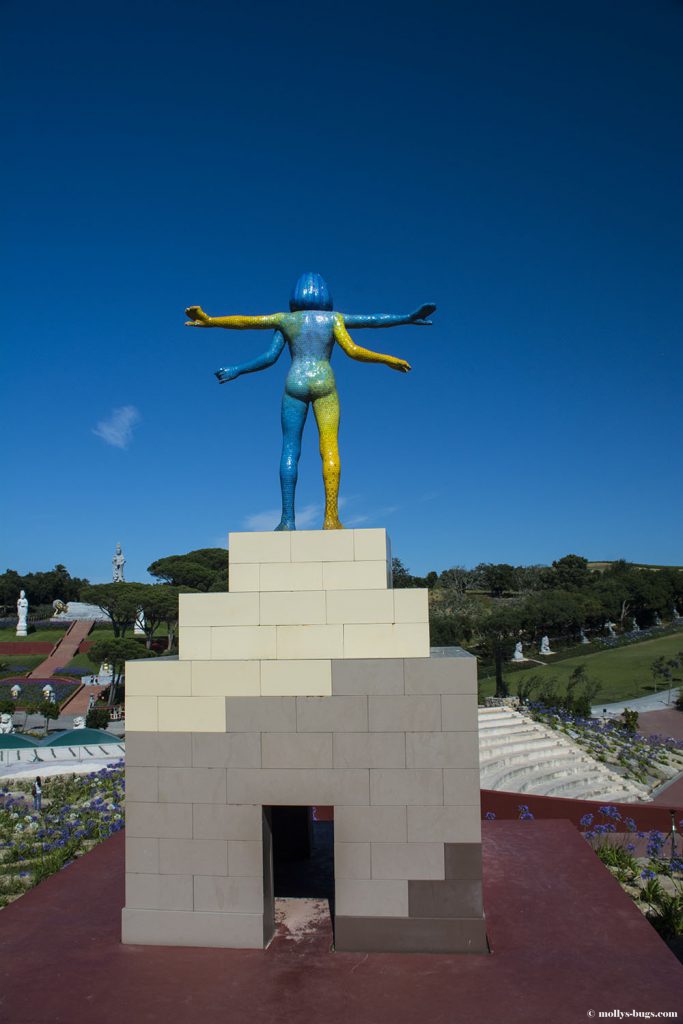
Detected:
[32,776,42,811]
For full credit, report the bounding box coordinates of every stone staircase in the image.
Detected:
[478,707,650,802]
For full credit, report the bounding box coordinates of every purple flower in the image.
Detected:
[484,811,496,821]
[641,868,657,881]
[580,813,594,827]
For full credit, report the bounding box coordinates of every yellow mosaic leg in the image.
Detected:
[313,390,342,529]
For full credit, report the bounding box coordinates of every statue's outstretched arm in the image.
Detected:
[185,306,283,330]
[343,303,436,329]
[333,316,411,373]
[215,330,286,384]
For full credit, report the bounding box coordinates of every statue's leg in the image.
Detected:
[312,390,342,530]
[276,392,308,531]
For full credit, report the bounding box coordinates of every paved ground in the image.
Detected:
[0,821,679,1024]
[592,688,680,716]
[27,619,94,678]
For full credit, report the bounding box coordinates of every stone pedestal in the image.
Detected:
[122,528,486,953]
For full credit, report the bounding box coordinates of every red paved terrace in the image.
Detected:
[0,821,680,1024]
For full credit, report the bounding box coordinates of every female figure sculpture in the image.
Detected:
[186,272,436,530]
[16,590,28,637]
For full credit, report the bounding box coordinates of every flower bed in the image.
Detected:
[0,763,124,907]
[525,703,683,790]
[0,679,80,708]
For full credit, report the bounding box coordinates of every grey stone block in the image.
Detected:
[334,914,488,954]
[408,879,484,918]
[406,805,482,844]
[125,766,159,803]
[443,769,482,805]
[444,843,483,880]
[194,875,264,914]
[228,840,263,876]
[334,805,407,844]
[159,838,228,875]
[225,696,297,733]
[333,732,405,769]
[126,802,193,839]
[370,769,443,806]
[331,659,404,696]
[125,872,193,911]
[368,695,440,732]
[225,769,370,806]
[125,837,159,874]
[193,803,262,841]
[261,732,333,769]
[121,908,264,949]
[335,878,408,917]
[125,732,192,767]
[296,696,368,732]
[404,657,477,695]
[405,731,479,769]
[441,694,479,732]
[334,842,371,879]
[371,842,445,880]
[191,733,261,769]
[158,767,227,804]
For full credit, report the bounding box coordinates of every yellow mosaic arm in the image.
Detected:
[185,306,283,330]
[333,314,411,373]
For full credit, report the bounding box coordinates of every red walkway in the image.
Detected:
[27,619,94,678]
[0,822,679,1024]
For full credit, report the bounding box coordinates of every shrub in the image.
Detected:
[85,708,110,730]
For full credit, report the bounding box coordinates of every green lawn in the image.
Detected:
[0,655,45,677]
[477,629,683,704]
[0,627,67,643]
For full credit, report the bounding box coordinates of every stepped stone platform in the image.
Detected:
[123,529,486,954]
[478,707,649,802]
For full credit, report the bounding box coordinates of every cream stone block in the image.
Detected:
[157,697,226,732]
[191,660,261,697]
[326,589,395,625]
[179,627,211,661]
[322,561,389,591]
[343,623,430,659]
[229,531,291,564]
[228,563,260,592]
[211,625,277,660]
[353,529,391,563]
[126,659,191,697]
[125,696,159,732]
[276,625,344,660]
[260,591,327,626]
[179,593,259,628]
[393,588,429,624]
[260,660,332,697]
[291,530,355,563]
[259,561,324,592]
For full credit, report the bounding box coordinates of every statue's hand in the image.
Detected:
[185,306,213,326]
[410,303,437,325]
[215,366,239,384]
[389,359,411,373]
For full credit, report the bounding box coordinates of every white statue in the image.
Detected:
[73,716,86,729]
[631,617,640,633]
[0,712,15,735]
[134,608,146,636]
[539,635,554,655]
[605,620,616,637]
[16,590,28,637]
[654,613,662,626]
[10,684,21,700]
[42,684,54,700]
[88,693,96,710]
[673,606,681,620]
[512,641,525,662]
[112,543,126,583]
[579,628,590,644]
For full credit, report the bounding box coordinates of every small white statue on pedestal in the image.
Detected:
[112,543,126,583]
[512,641,525,662]
[605,620,616,637]
[539,635,554,656]
[0,713,15,734]
[134,609,146,636]
[73,716,86,729]
[673,606,681,620]
[579,628,590,644]
[631,617,640,633]
[654,613,662,626]
[16,590,28,637]
[10,684,21,700]
[42,684,55,702]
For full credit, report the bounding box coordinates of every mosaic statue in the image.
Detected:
[186,272,436,530]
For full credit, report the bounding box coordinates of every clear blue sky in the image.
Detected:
[2,0,682,583]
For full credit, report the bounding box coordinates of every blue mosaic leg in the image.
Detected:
[277,392,309,531]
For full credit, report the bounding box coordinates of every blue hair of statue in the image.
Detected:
[289,272,334,312]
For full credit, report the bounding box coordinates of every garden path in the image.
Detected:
[27,619,94,678]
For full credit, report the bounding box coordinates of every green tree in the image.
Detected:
[138,585,182,651]
[550,554,591,590]
[391,558,425,589]
[478,604,527,697]
[38,699,60,736]
[80,583,147,637]
[85,707,110,730]
[87,636,150,704]
[147,549,228,592]
[475,564,517,598]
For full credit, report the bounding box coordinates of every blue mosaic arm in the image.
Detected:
[215,330,286,384]
[343,304,436,329]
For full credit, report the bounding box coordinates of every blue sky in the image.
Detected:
[2,0,682,583]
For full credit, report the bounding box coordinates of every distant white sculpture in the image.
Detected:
[134,608,146,636]
[605,620,616,637]
[0,713,15,735]
[579,628,590,644]
[654,613,662,626]
[674,606,681,620]
[112,543,126,583]
[16,590,28,637]
[512,641,525,662]
[99,661,113,681]
[42,684,54,701]
[73,716,86,729]
[539,635,554,656]
[88,693,96,710]
[631,617,640,633]
[52,599,68,617]
[10,684,21,700]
